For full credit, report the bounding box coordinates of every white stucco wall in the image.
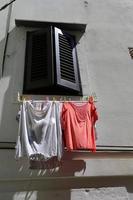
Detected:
[9,0,87,30]
[0,0,9,75]
[0,187,130,200]
[1,0,133,199]
[1,0,133,145]
[0,0,8,40]
[86,0,133,146]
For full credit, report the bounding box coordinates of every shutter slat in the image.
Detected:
[61,68,75,75]
[59,34,74,47]
[61,73,75,82]
[59,41,72,50]
[60,51,72,57]
[61,66,74,73]
[60,55,73,64]
[60,50,73,59]
[59,36,72,46]
[60,62,75,72]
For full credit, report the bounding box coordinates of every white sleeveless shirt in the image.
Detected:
[15,101,63,161]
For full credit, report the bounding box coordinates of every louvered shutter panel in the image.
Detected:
[23,27,54,93]
[54,27,80,92]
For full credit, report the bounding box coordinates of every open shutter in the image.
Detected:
[23,27,54,93]
[54,27,80,92]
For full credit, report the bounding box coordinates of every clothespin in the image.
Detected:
[66,96,69,101]
[22,96,26,102]
[17,92,24,102]
[17,92,21,102]
[45,96,49,102]
[52,96,56,102]
[60,96,63,101]
[84,96,89,101]
[63,96,67,101]
[68,96,71,101]
[80,96,83,101]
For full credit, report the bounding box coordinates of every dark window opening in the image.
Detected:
[23,26,82,95]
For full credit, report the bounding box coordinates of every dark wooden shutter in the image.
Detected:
[23,27,54,93]
[54,27,80,92]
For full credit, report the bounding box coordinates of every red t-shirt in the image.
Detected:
[61,99,98,152]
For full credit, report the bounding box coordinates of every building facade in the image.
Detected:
[0,0,133,199]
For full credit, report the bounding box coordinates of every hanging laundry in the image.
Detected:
[61,98,98,152]
[15,101,63,162]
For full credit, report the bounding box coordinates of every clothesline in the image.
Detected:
[17,92,98,103]
[17,99,97,104]
[16,97,98,165]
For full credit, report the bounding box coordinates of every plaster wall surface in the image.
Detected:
[0,0,133,199]
[1,150,133,179]
[0,187,129,200]
[0,0,8,40]
[0,0,133,145]
[9,0,87,31]
[0,188,130,200]
[0,0,8,74]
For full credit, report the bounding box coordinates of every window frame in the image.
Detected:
[17,21,86,96]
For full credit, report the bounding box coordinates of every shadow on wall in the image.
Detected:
[0,152,86,199]
[14,160,86,199]
[0,189,71,200]
[17,157,86,177]
[15,190,71,200]
[15,149,86,178]
[0,190,71,200]
[1,176,133,199]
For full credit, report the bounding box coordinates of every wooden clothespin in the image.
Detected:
[17,92,24,102]
[80,96,83,101]
[66,96,70,101]
[17,92,21,102]
[45,96,49,102]
[68,96,71,101]
[60,96,63,101]
[84,96,89,101]
[63,96,67,101]
[22,96,26,102]
[52,96,56,102]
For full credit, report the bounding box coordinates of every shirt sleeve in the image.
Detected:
[89,98,98,125]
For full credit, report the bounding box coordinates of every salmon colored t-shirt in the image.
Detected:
[61,99,98,152]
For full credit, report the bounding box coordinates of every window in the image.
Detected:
[23,26,82,95]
